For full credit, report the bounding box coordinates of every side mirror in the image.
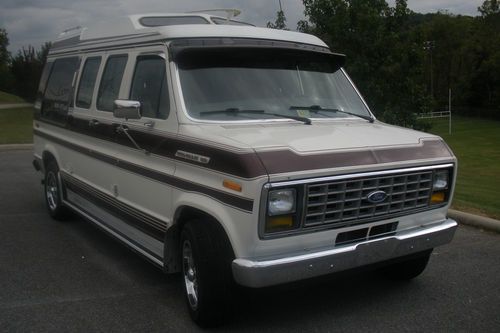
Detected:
[113,100,142,120]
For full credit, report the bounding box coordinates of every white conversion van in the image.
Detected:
[33,13,458,327]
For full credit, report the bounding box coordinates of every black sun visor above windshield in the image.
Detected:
[170,39,346,73]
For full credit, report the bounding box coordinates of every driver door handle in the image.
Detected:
[89,119,100,127]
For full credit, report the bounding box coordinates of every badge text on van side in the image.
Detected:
[175,150,211,164]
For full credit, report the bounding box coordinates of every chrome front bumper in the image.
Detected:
[232,219,457,288]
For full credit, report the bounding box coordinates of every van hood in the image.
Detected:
[213,121,434,152]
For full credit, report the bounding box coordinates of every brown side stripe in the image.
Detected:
[62,172,167,241]
[35,115,453,178]
[37,114,268,179]
[35,129,255,212]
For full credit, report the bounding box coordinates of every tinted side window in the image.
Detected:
[76,57,101,109]
[130,56,169,119]
[42,57,80,124]
[97,55,127,111]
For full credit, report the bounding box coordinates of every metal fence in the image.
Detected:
[417,111,451,134]
[417,89,452,134]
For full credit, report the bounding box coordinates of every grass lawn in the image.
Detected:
[427,116,500,220]
[0,91,26,104]
[0,108,33,144]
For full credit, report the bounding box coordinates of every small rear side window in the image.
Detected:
[76,57,101,109]
[97,55,127,112]
[139,16,209,27]
[42,56,80,124]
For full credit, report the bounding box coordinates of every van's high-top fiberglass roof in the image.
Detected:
[50,13,328,54]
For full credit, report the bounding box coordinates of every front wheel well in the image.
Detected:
[42,151,57,170]
[163,206,234,274]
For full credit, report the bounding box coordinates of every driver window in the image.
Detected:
[130,55,169,119]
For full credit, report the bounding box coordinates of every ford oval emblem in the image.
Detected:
[367,190,387,204]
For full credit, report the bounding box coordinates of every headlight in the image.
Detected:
[268,189,296,216]
[433,170,449,190]
[431,169,451,205]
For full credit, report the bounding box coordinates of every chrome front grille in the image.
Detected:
[304,170,434,228]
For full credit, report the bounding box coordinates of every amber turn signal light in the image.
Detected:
[431,191,445,204]
[223,179,242,192]
[265,215,294,232]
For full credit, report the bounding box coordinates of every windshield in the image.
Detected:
[176,48,372,122]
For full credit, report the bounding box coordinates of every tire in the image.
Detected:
[380,250,432,280]
[180,219,234,327]
[44,160,71,221]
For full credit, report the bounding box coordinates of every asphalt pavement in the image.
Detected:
[1,150,499,332]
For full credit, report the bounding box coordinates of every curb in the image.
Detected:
[448,209,500,233]
[0,103,33,109]
[0,144,33,151]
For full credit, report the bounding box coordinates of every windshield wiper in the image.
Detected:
[268,112,311,125]
[290,105,374,123]
[200,108,311,125]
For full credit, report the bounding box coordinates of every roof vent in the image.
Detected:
[188,9,241,20]
[57,26,84,40]
[139,16,210,27]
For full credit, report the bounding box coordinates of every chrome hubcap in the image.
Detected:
[46,171,58,211]
[182,239,198,310]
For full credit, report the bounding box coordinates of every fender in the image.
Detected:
[164,191,258,273]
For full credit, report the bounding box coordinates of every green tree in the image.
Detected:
[267,0,288,30]
[10,42,51,101]
[37,42,51,65]
[267,10,288,30]
[300,0,500,122]
[301,0,430,128]
[0,28,13,92]
[0,28,9,66]
[470,2,500,115]
[420,13,475,110]
[478,0,499,16]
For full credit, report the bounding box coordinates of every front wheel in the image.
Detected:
[380,250,433,280]
[44,160,71,221]
[180,220,234,327]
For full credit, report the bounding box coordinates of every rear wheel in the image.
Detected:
[180,219,234,327]
[44,160,71,221]
[380,250,432,280]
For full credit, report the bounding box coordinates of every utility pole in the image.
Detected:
[449,88,452,135]
[279,0,283,12]
[430,47,433,99]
